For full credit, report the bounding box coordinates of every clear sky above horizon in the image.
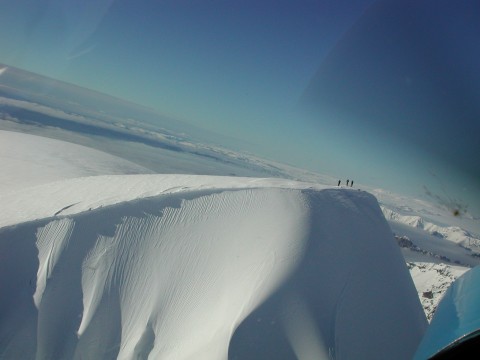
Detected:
[0,0,479,216]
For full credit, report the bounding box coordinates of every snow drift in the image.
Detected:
[0,175,426,359]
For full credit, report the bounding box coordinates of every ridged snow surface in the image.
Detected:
[0,177,427,359]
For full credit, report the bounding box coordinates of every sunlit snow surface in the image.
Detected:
[0,130,152,193]
[0,131,427,359]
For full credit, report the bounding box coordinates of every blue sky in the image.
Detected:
[0,0,374,164]
[0,0,479,215]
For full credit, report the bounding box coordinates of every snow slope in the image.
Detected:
[382,206,480,248]
[0,132,427,359]
[406,262,468,322]
[0,130,151,195]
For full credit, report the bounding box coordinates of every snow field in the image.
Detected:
[0,130,151,195]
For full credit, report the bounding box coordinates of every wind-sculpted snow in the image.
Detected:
[0,176,427,359]
[34,218,75,308]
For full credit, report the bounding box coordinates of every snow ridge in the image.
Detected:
[0,180,427,359]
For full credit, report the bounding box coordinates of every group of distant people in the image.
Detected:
[337,179,354,187]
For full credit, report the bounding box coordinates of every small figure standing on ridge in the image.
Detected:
[346,179,350,186]
[351,180,354,187]
[338,180,341,186]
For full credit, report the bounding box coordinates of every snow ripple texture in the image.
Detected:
[34,218,75,308]
[0,187,427,359]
